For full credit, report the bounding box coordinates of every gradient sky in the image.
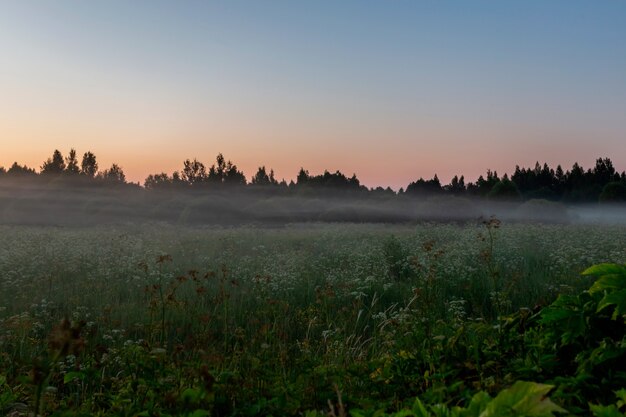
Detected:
[1,1,625,188]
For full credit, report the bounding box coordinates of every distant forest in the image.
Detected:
[2,148,626,202]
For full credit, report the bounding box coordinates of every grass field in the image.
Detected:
[1,221,626,416]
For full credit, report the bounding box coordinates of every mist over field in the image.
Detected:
[1,178,625,227]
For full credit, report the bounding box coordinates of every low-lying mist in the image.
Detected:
[1,178,625,227]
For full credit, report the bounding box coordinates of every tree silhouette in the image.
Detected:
[406,174,442,195]
[251,166,278,186]
[100,164,126,183]
[554,165,566,195]
[6,162,36,176]
[145,171,186,189]
[209,153,226,183]
[144,173,172,189]
[223,161,246,185]
[488,177,521,200]
[599,182,626,202]
[207,154,246,185]
[3,146,626,204]
[444,175,465,194]
[468,170,499,196]
[592,157,618,185]
[41,150,66,174]
[371,186,395,196]
[172,171,185,186]
[81,152,98,178]
[294,168,362,191]
[65,148,80,175]
[296,168,309,185]
[182,159,207,186]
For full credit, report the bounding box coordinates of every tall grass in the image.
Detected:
[0,221,625,414]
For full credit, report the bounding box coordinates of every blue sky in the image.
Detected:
[1,1,625,187]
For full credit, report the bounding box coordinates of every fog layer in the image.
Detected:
[2,178,625,227]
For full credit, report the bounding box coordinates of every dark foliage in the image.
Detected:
[2,149,625,203]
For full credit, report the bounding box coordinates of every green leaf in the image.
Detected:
[463,392,491,417]
[181,388,202,403]
[541,297,587,344]
[589,275,626,295]
[616,388,626,407]
[589,404,624,417]
[542,295,582,318]
[479,381,566,417]
[583,264,626,278]
[63,371,86,383]
[596,289,626,319]
[411,397,431,417]
[393,410,418,417]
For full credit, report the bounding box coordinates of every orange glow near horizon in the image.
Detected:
[1,2,625,189]
[2,123,622,190]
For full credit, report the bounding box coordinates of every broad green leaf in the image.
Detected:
[589,404,624,417]
[542,295,582,318]
[589,275,626,295]
[540,293,591,344]
[596,289,626,319]
[541,306,581,323]
[479,381,566,417]
[463,392,491,417]
[583,264,626,278]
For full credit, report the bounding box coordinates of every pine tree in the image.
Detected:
[41,150,66,174]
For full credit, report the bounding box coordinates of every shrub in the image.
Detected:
[600,182,626,202]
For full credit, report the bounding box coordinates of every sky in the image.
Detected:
[1,1,625,189]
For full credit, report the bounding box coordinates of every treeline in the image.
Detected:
[2,149,626,202]
[406,158,626,202]
[0,149,126,184]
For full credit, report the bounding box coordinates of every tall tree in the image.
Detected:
[207,154,246,185]
[41,150,66,174]
[296,168,309,185]
[65,148,80,174]
[251,166,279,186]
[81,151,98,178]
[182,159,207,186]
[223,160,246,185]
[445,175,465,194]
[592,157,617,185]
[208,153,226,183]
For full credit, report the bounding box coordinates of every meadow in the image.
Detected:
[1,221,626,416]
